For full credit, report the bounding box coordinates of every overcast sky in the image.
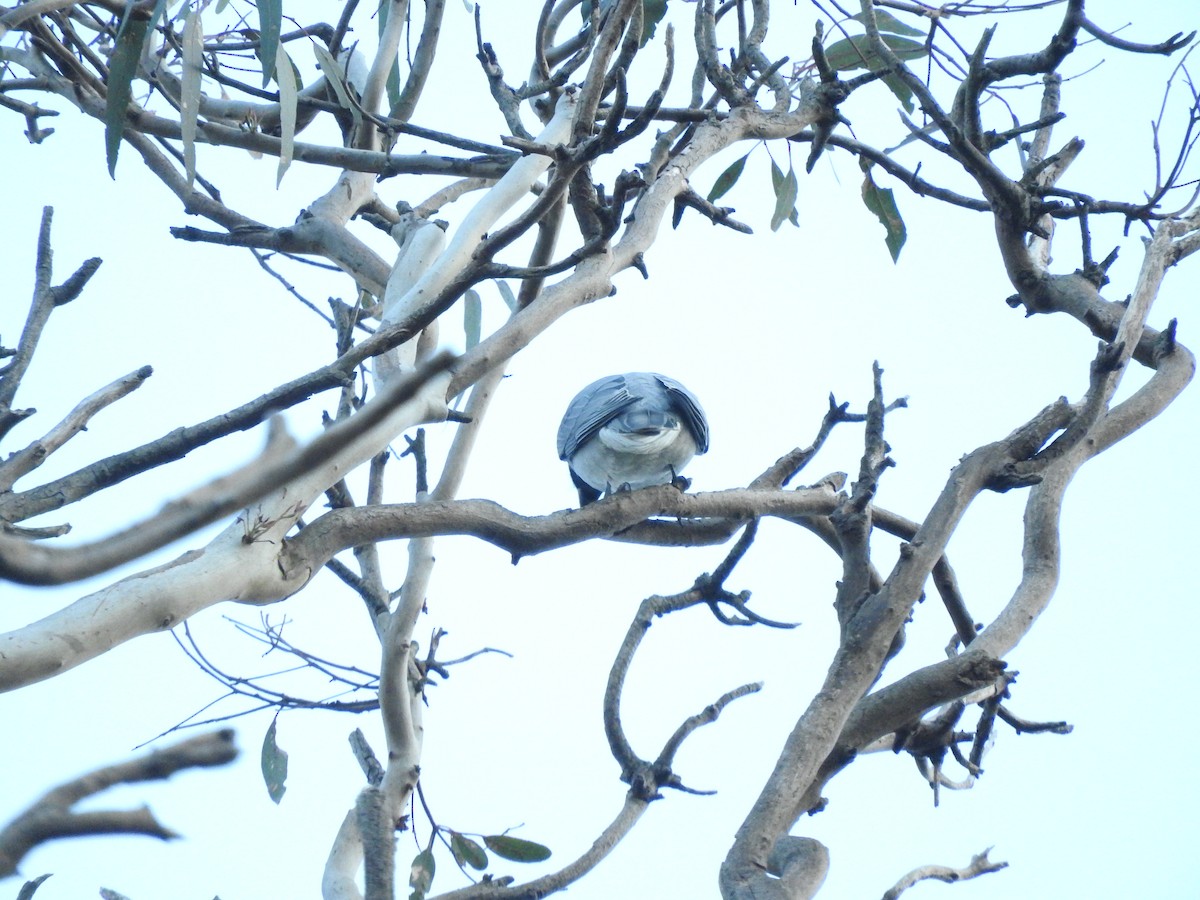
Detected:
[2,2,1198,898]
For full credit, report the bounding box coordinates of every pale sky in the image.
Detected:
[1,2,1198,898]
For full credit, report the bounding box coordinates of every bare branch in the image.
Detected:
[0,207,103,439]
[880,847,1008,900]
[1078,15,1194,55]
[0,730,237,877]
[0,352,454,585]
[0,366,153,493]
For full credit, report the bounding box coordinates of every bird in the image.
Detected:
[557,372,709,506]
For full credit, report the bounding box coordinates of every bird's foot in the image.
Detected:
[670,474,692,492]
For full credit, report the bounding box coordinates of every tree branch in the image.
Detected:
[880,847,1008,900]
[0,730,237,877]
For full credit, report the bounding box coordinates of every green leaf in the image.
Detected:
[483,835,552,863]
[885,119,941,154]
[378,0,402,112]
[584,0,665,43]
[495,279,518,312]
[707,152,749,202]
[881,72,916,114]
[17,875,52,900]
[822,33,927,73]
[261,717,288,803]
[99,890,132,900]
[464,289,482,349]
[859,161,906,262]
[313,44,363,135]
[408,848,436,898]
[104,10,152,177]
[641,0,668,47]
[275,42,297,187]
[257,0,282,87]
[851,9,925,38]
[449,832,489,870]
[769,159,799,232]
[180,5,203,187]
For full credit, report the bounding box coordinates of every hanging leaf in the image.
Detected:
[377,0,402,112]
[850,9,925,38]
[483,834,552,863]
[261,717,288,803]
[464,289,482,349]
[825,15,926,112]
[641,0,668,48]
[886,119,941,154]
[180,5,203,187]
[583,0,663,43]
[313,44,363,135]
[769,159,799,232]
[408,848,436,899]
[275,42,297,187]
[104,0,171,177]
[104,10,151,177]
[495,279,518,312]
[707,152,750,202]
[257,0,282,86]
[860,161,907,262]
[821,34,926,73]
[449,831,489,870]
[881,72,916,114]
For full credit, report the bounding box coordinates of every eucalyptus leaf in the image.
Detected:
[261,717,288,803]
[378,0,402,111]
[769,159,799,232]
[314,44,364,135]
[822,33,926,73]
[275,43,297,187]
[851,9,925,38]
[483,834,552,863]
[450,831,489,870]
[104,10,152,177]
[409,848,436,898]
[708,152,750,202]
[257,0,282,86]
[180,6,203,187]
[882,72,916,114]
[641,0,669,47]
[495,279,518,311]
[464,289,482,349]
[860,162,907,262]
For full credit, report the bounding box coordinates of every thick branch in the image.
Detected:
[281,484,842,575]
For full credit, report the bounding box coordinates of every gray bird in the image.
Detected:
[557,372,709,505]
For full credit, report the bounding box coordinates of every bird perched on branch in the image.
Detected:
[557,372,709,506]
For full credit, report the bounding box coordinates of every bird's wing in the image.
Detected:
[556,374,638,460]
[653,374,710,453]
